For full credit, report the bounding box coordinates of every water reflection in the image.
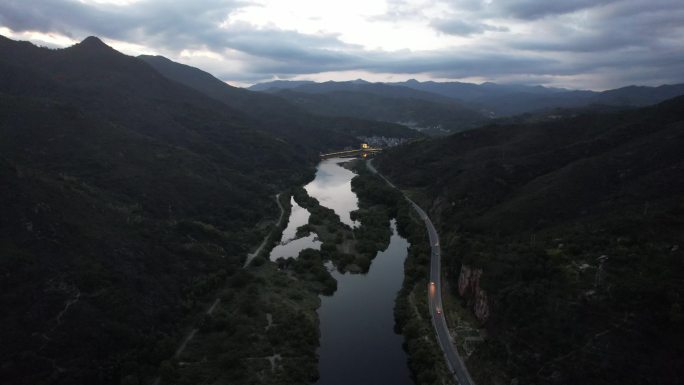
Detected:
[281,197,310,242]
[267,159,413,384]
[269,198,321,261]
[305,157,359,228]
[316,221,413,385]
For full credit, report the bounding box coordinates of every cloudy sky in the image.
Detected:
[1,0,683,89]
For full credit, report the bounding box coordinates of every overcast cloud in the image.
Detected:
[1,0,682,89]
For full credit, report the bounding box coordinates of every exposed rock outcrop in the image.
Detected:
[458,265,490,323]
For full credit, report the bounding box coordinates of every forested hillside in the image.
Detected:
[390,80,684,116]
[376,96,684,384]
[139,55,421,141]
[0,35,323,384]
[250,80,488,135]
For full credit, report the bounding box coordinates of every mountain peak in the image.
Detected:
[77,36,112,50]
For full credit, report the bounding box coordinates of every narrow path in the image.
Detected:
[265,313,273,331]
[55,290,80,325]
[171,298,221,359]
[367,159,475,385]
[154,194,285,384]
[173,329,198,360]
[266,353,281,372]
[39,287,81,352]
[243,193,286,267]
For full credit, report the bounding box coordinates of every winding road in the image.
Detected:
[367,159,474,385]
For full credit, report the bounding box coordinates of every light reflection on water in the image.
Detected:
[268,158,413,385]
[316,220,413,385]
[305,157,360,228]
[269,198,321,261]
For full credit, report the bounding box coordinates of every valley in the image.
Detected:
[1,28,683,385]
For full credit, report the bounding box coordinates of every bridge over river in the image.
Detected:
[320,145,382,159]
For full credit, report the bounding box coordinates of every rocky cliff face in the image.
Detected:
[458,265,490,323]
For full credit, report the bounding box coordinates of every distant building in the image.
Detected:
[357,136,409,148]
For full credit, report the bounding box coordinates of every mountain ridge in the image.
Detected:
[247,79,490,135]
[138,54,422,142]
[249,78,684,117]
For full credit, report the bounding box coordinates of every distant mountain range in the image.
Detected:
[250,80,490,135]
[138,56,420,143]
[250,79,684,131]
[391,79,684,115]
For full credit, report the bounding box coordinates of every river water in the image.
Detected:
[269,197,321,262]
[269,157,413,385]
[304,157,360,228]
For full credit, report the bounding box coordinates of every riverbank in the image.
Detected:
[274,157,420,384]
[159,157,422,384]
[162,261,323,384]
[351,160,456,385]
[151,187,325,384]
[244,193,291,267]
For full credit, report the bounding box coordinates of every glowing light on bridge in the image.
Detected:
[319,145,383,159]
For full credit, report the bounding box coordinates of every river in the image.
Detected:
[269,197,321,262]
[268,157,413,385]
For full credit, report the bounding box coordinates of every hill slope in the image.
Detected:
[376,96,684,385]
[274,88,487,135]
[139,55,421,141]
[391,79,684,116]
[251,80,489,135]
[0,35,316,384]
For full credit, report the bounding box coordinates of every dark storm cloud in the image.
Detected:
[510,1,684,53]
[1,0,683,88]
[248,47,565,80]
[367,51,559,77]
[217,23,363,67]
[2,0,543,78]
[0,0,116,37]
[0,0,361,66]
[492,0,619,20]
[0,0,244,48]
[430,18,508,36]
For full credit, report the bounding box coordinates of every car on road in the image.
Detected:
[434,242,439,247]
[436,307,442,315]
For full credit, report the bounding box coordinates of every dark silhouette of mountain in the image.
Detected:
[0,35,326,384]
[248,80,489,135]
[251,79,684,118]
[469,89,596,115]
[254,79,459,103]
[393,79,569,100]
[138,55,421,141]
[595,84,684,105]
[390,79,684,115]
[376,96,684,385]
[271,88,488,135]
[248,79,315,91]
